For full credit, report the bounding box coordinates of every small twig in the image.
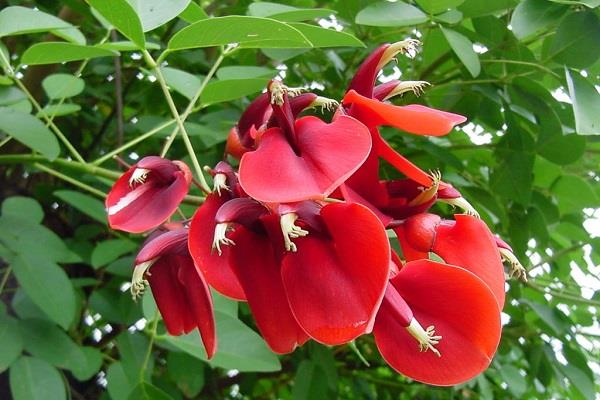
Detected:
[111,30,125,146]
[33,163,107,198]
[0,266,12,294]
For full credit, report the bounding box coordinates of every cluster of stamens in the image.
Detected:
[280,213,309,252]
[212,173,230,196]
[499,248,528,282]
[130,260,155,300]
[409,170,442,207]
[212,223,235,255]
[406,319,442,357]
[128,168,150,187]
[269,80,305,106]
[384,80,431,101]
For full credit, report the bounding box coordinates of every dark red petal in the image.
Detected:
[281,203,390,345]
[188,194,246,301]
[374,260,501,386]
[347,44,389,98]
[229,226,309,354]
[343,90,466,136]
[137,156,179,182]
[339,184,394,227]
[177,256,217,359]
[432,215,506,309]
[375,134,433,187]
[148,258,195,335]
[136,229,188,264]
[239,116,371,203]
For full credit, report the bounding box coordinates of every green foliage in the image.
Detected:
[0,0,599,399]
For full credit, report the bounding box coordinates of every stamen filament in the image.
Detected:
[439,196,480,218]
[212,223,235,255]
[280,213,309,252]
[128,168,150,187]
[405,318,442,357]
[499,248,528,282]
[131,260,156,300]
[377,39,421,70]
[409,170,441,206]
[212,173,230,196]
[383,81,431,101]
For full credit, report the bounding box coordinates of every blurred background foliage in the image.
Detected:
[0,0,599,399]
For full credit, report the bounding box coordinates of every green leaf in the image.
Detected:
[560,347,595,400]
[88,0,145,48]
[0,315,23,373]
[10,253,76,329]
[522,299,568,335]
[38,104,81,117]
[106,362,136,400]
[127,0,191,32]
[161,311,281,372]
[551,175,598,214]
[510,0,567,39]
[202,78,270,105]
[440,26,480,77]
[499,364,527,397]
[91,239,137,269]
[2,197,43,224]
[42,74,85,100]
[458,0,518,17]
[127,382,173,400]
[0,107,59,160]
[248,2,334,22]
[415,0,464,14]
[433,9,463,24]
[0,6,85,44]
[167,352,205,398]
[168,16,312,51]
[117,331,153,382]
[10,357,66,400]
[288,23,364,48]
[160,67,201,100]
[178,2,209,24]
[89,287,141,325]
[547,11,600,68]
[216,66,276,80]
[292,360,329,400]
[98,41,161,51]
[565,68,600,135]
[22,43,118,65]
[355,1,428,27]
[54,190,106,224]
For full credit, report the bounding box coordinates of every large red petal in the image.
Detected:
[239,116,371,203]
[432,215,506,309]
[188,194,246,301]
[178,256,217,359]
[374,260,501,386]
[281,203,390,345]
[344,90,466,136]
[107,172,189,233]
[229,226,308,354]
[148,257,195,335]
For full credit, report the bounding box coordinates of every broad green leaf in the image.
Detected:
[499,365,527,397]
[288,23,364,48]
[0,315,23,373]
[127,0,191,32]
[560,347,595,400]
[2,197,43,224]
[355,1,427,27]
[547,11,600,68]
[127,383,173,400]
[211,289,238,317]
[202,78,270,105]
[42,74,85,99]
[565,68,600,135]
[91,239,137,269]
[261,48,309,61]
[10,253,76,329]
[106,362,135,400]
[141,290,158,320]
[510,0,567,39]
[168,16,312,51]
[292,360,329,400]
[98,41,161,51]
[522,299,568,335]
[248,2,334,22]
[88,287,141,325]
[548,0,600,6]
[551,175,598,214]
[161,311,281,372]
[178,2,209,23]
[440,26,480,77]
[88,0,145,48]
[161,67,201,100]
[0,6,85,44]
[458,0,518,17]
[433,9,463,24]
[38,104,81,117]
[22,43,118,65]
[415,0,464,14]
[54,190,106,224]
[0,107,60,160]
[71,347,103,381]
[216,66,276,80]
[167,352,205,397]
[10,357,66,400]
[117,331,153,382]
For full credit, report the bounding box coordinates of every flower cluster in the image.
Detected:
[106,39,526,386]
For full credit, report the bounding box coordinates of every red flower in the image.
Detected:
[200,199,391,353]
[373,259,501,385]
[238,81,372,203]
[106,156,191,233]
[132,228,216,359]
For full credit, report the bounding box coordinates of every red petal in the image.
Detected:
[107,171,189,233]
[229,225,309,354]
[239,115,371,203]
[177,256,217,359]
[189,194,246,301]
[136,229,188,264]
[339,184,394,227]
[344,90,466,136]
[375,133,433,187]
[281,203,390,344]
[148,257,195,335]
[394,225,428,261]
[347,44,388,98]
[432,215,506,308]
[374,260,501,386]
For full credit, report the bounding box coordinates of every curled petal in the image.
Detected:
[374,260,501,386]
